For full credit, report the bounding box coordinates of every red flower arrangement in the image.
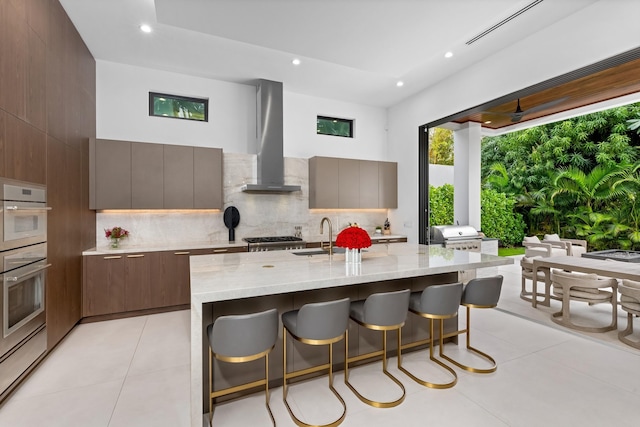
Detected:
[105,226,129,239]
[335,224,371,250]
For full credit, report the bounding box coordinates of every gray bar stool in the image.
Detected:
[282,297,350,427]
[398,282,463,389]
[206,308,279,426]
[441,276,503,374]
[345,289,410,408]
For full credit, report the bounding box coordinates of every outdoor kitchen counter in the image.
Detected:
[189,243,513,426]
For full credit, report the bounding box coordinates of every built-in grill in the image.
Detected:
[243,236,306,252]
[429,225,482,252]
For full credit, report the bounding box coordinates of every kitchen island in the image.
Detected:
[189,243,513,426]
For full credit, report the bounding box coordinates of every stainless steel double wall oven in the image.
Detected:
[0,178,50,398]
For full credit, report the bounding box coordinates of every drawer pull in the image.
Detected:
[103,256,122,260]
[213,249,228,253]
[127,254,145,258]
[174,251,191,255]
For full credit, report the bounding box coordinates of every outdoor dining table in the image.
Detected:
[531,255,640,308]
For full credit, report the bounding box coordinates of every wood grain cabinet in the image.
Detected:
[83,254,126,317]
[89,138,223,209]
[82,246,247,319]
[123,252,163,312]
[309,156,398,209]
[160,249,212,306]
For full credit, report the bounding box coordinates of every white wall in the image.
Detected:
[284,92,388,160]
[428,165,453,188]
[97,60,388,160]
[96,60,257,152]
[387,0,640,243]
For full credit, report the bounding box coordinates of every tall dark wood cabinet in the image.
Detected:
[1,0,97,349]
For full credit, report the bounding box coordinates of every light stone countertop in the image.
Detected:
[81,240,248,256]
[189,243,512,303]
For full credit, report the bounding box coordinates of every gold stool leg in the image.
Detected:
[344,328,406,408]
[264,353,275,426]
[283,329,347,427]
[440,306,497,374]
[398,318,457,389]
[209,347,213,426]
[209,348,275,426]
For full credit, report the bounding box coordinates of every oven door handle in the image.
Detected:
[4,206,53,211]
[4,263,52,282]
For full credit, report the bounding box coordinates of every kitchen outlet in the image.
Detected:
[404,221,412,228]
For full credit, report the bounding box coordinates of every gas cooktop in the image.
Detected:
[243,236,303,243]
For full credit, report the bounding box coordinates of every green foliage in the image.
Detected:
[429,128,454,165]
[317,117,352,137]
[481,102,640,249]
[429,184,454,225]
[429,184,526,247]
[480,189,526,247]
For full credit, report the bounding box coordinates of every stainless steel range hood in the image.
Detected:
[241,79,301,193]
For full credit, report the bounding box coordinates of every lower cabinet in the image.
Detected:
[83,255,126,317]
[160,249,213,306]
[82,246,246,318]
[124,252,163,312]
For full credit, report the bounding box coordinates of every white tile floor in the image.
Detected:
[1,257,639,427]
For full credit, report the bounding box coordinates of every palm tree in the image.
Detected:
[552,164,626,212]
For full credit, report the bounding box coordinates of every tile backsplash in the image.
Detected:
[95,153,389,249]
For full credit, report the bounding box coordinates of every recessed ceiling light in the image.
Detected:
[444,51,453,58]
[396,81,404,87]
[140,24,152,33]
[484,120,492,124]
[292,58,301,66]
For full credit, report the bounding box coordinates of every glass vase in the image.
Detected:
[110,238,120,249]
[345,248,362,264]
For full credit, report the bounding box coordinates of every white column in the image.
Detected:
[453,122,482,229]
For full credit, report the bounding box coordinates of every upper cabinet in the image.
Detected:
[131,142,163,208]
[378,161,398,209]
[92,139,132,209]
[309,156,397,209]
[89,138,223,210]
[309,156,340,208]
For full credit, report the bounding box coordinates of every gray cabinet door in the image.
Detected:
[92,138,131,209]
[164,144,194,208]
[378,161,397,208]
[131,142,163,208]
[194,147,222,209]
[309,156,339,208]
[338,158,360,209]
[359,160,378,208]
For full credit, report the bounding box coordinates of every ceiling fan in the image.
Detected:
[484,97,568,123]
